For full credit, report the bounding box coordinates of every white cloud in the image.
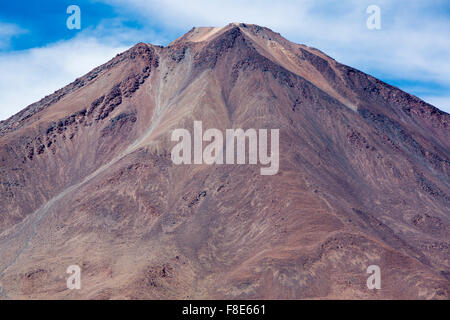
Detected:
[0,36,127,120]
[0,22,27,50]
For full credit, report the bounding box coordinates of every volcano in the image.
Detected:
[0,23,448,299]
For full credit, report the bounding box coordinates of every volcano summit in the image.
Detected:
[0,23,448,299]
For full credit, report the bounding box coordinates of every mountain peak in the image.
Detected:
[168,23,276,46]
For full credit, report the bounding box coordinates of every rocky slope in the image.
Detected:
[0,23,448,299]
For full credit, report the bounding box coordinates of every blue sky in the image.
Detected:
[0,0,449,120]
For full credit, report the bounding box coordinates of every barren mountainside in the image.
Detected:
[0,23,448,299]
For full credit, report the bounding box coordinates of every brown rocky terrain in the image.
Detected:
[0,23,448,299]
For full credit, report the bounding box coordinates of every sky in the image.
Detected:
[0,0,449,120]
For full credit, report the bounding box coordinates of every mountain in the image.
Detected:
[0,23,448,299]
